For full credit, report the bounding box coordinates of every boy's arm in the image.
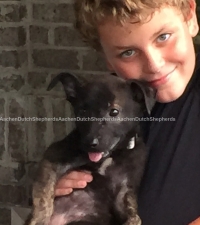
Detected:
[189,217,200,225]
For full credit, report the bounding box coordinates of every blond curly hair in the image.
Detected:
[74,0,192,50]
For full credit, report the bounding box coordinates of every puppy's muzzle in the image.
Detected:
[90,138,99,148]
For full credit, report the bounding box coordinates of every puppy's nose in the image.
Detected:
[90,138,99,148]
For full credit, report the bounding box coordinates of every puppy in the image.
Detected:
[26,73,155,225]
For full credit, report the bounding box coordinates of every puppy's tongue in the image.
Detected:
[88,152,103,162]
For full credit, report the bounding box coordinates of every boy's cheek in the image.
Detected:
[105,55,144,80]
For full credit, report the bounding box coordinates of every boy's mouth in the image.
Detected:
[147,67,176,88]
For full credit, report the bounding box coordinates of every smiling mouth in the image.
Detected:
[147,67,176,88]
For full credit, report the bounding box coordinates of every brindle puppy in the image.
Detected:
[26,73,155,225]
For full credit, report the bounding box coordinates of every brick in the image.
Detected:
[9,99,26,162]
[30,26,48,44]
[34,97,46,118]
[0,4,27,22]
[82,50,108,71]
[0,166,15,183]
[0,27,26,47]
[0,99,5,117]
[55,26,85,47]
[26,162,39,206]
[9,122,26,162]
[9,98,25,119]
[26,162,38,183]
[0,74,25,92]
[52,98,67,141]
[0,122,4,159]
[27,72,48,90]
[0,99,5,160]
[27,97,48,162]
[33,4,75,23]
[33,97,47,160]
[14,163,26,182]
[0,51,27,68]
[0,164,25,183]
[0,185,26,205]
[0,208,11,225]
[32,49,79,69]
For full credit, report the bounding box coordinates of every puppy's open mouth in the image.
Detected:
[88,138,120,162]
[88,152,106,162]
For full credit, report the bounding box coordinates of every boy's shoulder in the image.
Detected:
[193,52,200,86]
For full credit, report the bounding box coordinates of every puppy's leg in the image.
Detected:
[67,222,104,225]
[124,192,141,225]
[28,160,57,225]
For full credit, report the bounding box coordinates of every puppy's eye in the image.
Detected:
[109,109,119,117]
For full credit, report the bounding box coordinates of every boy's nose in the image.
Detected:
[143,47,165,74]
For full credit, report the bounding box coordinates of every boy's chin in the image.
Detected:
[155,87,186,103]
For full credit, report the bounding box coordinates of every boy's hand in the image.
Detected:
[55,171,93,196]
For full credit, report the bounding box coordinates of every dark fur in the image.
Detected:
[26,73,155,225]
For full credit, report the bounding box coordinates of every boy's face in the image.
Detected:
[98,3,199,103]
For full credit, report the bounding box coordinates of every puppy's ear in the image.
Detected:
[47,73,81,103]
[129,80,156,114]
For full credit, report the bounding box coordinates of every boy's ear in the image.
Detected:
[186,0,199,37]
[128,80,156,114]
[47,73,81,103]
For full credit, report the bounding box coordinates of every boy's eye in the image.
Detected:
[120,49,135,58]
[157,33,170,42]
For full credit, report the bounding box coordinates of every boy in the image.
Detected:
[55,0,200,224]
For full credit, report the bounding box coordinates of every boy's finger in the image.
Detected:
[56,179,87,190]
[63,171,93,182]
[55,188,73,196]
[55,180,88,197]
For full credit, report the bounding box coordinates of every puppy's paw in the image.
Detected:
[124,214,142,225]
